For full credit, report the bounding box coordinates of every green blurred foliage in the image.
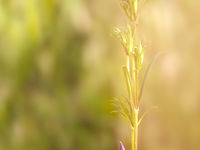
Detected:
[0,0,114,149]
[0,0,200,150]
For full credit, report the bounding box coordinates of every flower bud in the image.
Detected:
[136,42,144,70]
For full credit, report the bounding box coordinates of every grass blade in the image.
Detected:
[138,52,161,103]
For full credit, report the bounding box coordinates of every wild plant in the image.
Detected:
[112,0,160,150]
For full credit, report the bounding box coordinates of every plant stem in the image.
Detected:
[134,108,139,150]
[132,108,139,150]
[135,70,139,108]
[131,128,135,150]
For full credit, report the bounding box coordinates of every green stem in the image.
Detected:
[132,108,139,150]
[131,128,135,150]
[135,70,139,108]
[134,109,138,150]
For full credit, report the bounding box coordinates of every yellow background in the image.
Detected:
[0,0,199,150]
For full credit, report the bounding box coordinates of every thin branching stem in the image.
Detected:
[113,1,158,150]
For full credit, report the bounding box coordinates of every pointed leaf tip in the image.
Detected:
[120,141,125,150]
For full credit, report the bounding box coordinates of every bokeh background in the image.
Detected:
[0,0,200,150]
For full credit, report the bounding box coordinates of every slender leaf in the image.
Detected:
[138,106,158,126]
[122,65,132,100]
[139,52,161,102]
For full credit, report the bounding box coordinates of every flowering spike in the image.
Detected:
[112,0,159,150]
[114,24,136,56]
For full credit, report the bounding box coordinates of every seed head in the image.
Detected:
[114,24,136,55]
[119,0,138,21]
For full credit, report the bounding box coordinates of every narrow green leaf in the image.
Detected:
[138,106,158,126]
[122,65,132,100]
[139,52,161,103]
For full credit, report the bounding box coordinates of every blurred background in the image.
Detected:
[0,0,200,150]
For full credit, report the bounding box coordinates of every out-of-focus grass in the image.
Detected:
[0,0,200,150]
